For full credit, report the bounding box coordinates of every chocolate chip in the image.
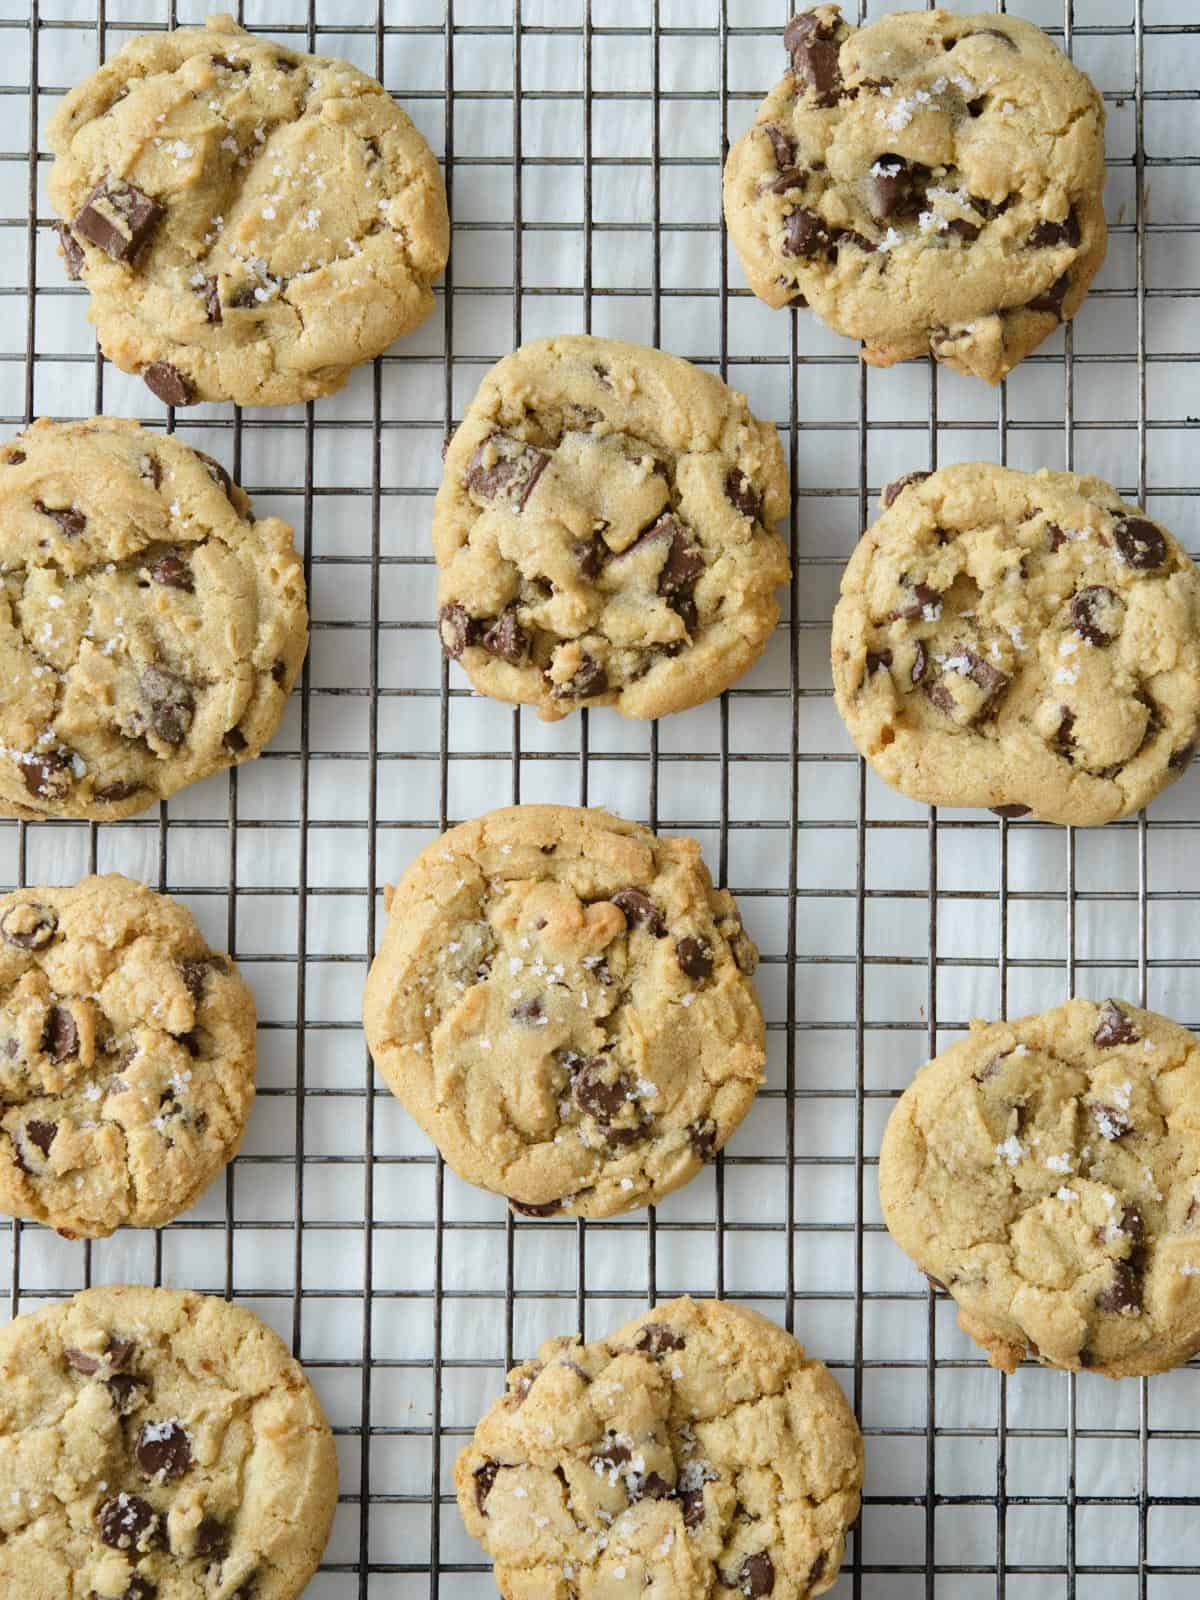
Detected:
[1,903,57,949]
[1096,1258,1142,1315]
[5,450,25,465]
[689,1118,718,1160]
[43,1005,77,1064]
[67,1337,134,1377]
[143,361,196,407]
[73,177,164,263]
[573,534,608,578]
[212,53,251,71]
[194,450,234,499]
[557,654,608,700]
[725,469,762,521]
[738,1552,776,1596]
[1029,209,1081,249]
[35,500,86,538]
[474,1460,500,1513]
[784,10,843,107]
[18,750,75,800]
[945,218,981,242]
[612,887,666,936]
[1046,523,1068,552]
[1118,1204,1145,1250]
[781,207,830,259]
[510,997,544,1024]
[808,1553,827,1589]
[970,194,1012,221]
[836,227,877,252]
[1114,516,1167,571]
[927,649,1009,725]
[148,551,193,592]
[140,666,195,746]
[195,1515,229,1559]
[438,602,479,659]
[194,277,220,326]
[635,1471,673,1501]
[1169,739,1196,772]
[227,285,260,310]
[106,1371,148,1413]
[1027,272,1069,319]
[94,781,143,804]
[1071,585,1122,647]
[136,1419,192,1481]
[680,1488,706,1528]
[967,97,987,117]
[482,607,530,665]
[98,1493,159,1551]
[222,727,247,753]
[271,658,288,685]
[1091,1102,1134,1142]
[510,1197,560,1217]
[990,804,1031,819]
[869,156,924,222]
[24,1119,56,1157]
[676,936,713,979]
[882,471,930,509]
[464,433,549,510]
[890,580,941,622]
[591,1435,632,1472]
[605,1125,645,1149]
[636,1322,685,1356]
[181,957,226,1003]
[1094,999,1139,1048]
[55,222,85,280]
[911,641,927,685]
[865,650,893,675]
[764,123,796,170]
[111,1577,157,1600]
[574,1061,631,1124]
[656,520,704,597]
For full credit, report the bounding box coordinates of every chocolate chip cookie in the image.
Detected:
[433,336,790,720]
[361,805,766,1219]
[0,417,307,821]
[0,874,256,1238]
[0,1284,337,1599]
[455,1296,863,1600]
[831,463,1200,826]
[723,8,1107,383]
[880,999,1200,1379]
[47,14,449,407]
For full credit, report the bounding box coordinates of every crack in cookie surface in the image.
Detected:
[361,806,766,1219]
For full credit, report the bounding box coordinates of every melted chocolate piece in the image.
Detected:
[140,666,195,746]
[990,804,1031,819]
[865,650,892,675]
[222,727,247,753]
[764,123,796,171]
[869,155,925,222]
[573,534,608,578]
[510,1197,561,1217]
[889,580,941,622]
[680,1487,706,1528]
[35,500,86,538]
[194,1515,229,1559]
[1027,272,1070,319]
[1091,1102,1134,1141]
[675,936,713,979]
[195,450,234,499]
[636,1322,684,1356]
[464,433,549,510]
[1,903,57,948]
[1096,1258,1142,1315]
[1113,516,1167,571]
[482,607,530,664]
[136,1419,193,1481]
[784,10,843,107]
[98,1493,159,1551]
[945,217,981,242]
[781,207,830,259]
[611,887,666,936]
[94,780,143,804]
[1071,585,1121,646]
[911,641,927,685]
[689,1117,718,1160]
[725,469,762,520]
[1029,210,1082,249]
[510,997,544,1025]
[43,1005,77,1064]
[558,653,609,700]
[926,649,1009,725]
[202,275,222,323]
[73,177,164,262]
[148,551,193,592]
[573,1061,631,1124]
[738,1552,776,1596]
[439,602,480,659]
[143,362,197,407]
[24,1118,57,1157]
[1093,1000,1139,1048]
[18,750,75,800]
[474,1459,500,1514]
[591,1435,632,1472]
[882,470,930,509]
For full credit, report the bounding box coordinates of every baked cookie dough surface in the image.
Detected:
[723,7,1107,383]
[433,335,790,721]
[455,1296,863,1600]
[0,875,256,1239]
[0,417,307,821]
[831,463,1200,826]
[0,1285,336,1600]
[47,14,449,407]
[880,1000,1200,1379]
[362,805,766,1219]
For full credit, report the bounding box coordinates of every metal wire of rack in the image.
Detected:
[2,0,1199,1595]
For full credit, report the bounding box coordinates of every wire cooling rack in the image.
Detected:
[3,0,1199,1594]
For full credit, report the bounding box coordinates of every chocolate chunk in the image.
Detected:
[195,1515,229,1559]
[98,1493,159,1551]
[869,156,923,222]
[1055,706,1077,754]
[510,997,544,1024]
[1114,516,1167,571]
[1027,272,1069,319]
[35,500,86,538]
[1029,209,1081,249]
[1118,1204,1145,1250]
[1094,1000,1139,1048]
[612,887,666,936]
[1071,585,1122,647]
[676,936,713,979]
[5,450,25,465]
[482,607,530,664]
[140,666,195,746]
[181,957,226,1002]
[559,654,609,700]
[148,551,193,592]
[680,1488,706,1528]
[1,903,57,948]
[990,804,1031,819]
[474,1460,500,1514]
[573,534,608,578]
[636,1322,684,1356]
[1046,523,1068,552]
[970,194,1012,221]
[136,1419,192,1481]
[43,1005,77,1064]
[689,1118,718,1160]
[738,1552,776,1596]
[1096,1258,1142,1315]
[55,222,85,280]
[222,727,247,753]
[967,97,987,117]
[201,275,221,323]
[212,53,251,71]
[271,658,288,685]
[911,641,927,685]
[591,1435,632,1472]
[106,1371,148,1413]
[574,1061,631,1123]
[510,1197,560,1217]
[865,650,892,675]
[928,649,1009,724]
[890,580,941,622]
[836,228,877,252]
[635,1470,673,1501]
[24,1118,56,1157]
[94,781,143,804]
[725,469,762,521]
[1092,1102,1134,1142]
[945,217,981,242]
[605,1125,645,1149]
[882,471,930,509]
[67,1337,134,1377]
[73,177,164,262]
[464,433,549,510]
[784,10,843,107]
[438,602,479,659]
[781,207,830,259]
[764,123,796,171]
[194,450,234,499]
[18,750,75,800]
[656,521,705,597]
[227,285,260,310]
[143,361,196,407]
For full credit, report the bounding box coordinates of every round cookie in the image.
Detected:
[0,1284,336,1599]
[879,999,1200,1379]
[362,805,766,1219]
[47,14,449,407]
[0,416,307,821]
[831,463,1200,827]
[0,874,256,1239]
[433,335,790,721]
[723,7,1107,383]
[455,1296,863,1600]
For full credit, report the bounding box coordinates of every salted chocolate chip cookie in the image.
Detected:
[0,417,306,821]
[723,7,1107,383]
[455,1296,863,1600]
[831,463,1200,826]
[433,335,790,720]
[0,1284,336,1598]
[880,999,1200,1379]
[362,805,766,1219]
[47,14,449,407]
[0,874,256,1238]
